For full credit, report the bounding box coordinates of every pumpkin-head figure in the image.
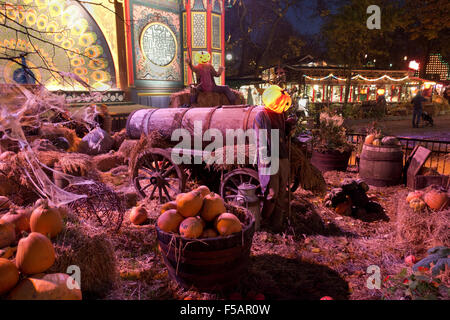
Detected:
[194,51,211,65]
[262,85,292,114]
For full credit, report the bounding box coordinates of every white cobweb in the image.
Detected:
[0,84,106,206]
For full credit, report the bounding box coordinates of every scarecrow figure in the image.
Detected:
[185,51,236,106]
[253,85,295,233]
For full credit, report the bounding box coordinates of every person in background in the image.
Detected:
[444,86,450,104]
[411,90,428,128]
[253,85,295,233]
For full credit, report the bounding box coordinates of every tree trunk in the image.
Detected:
[344,68,352,105]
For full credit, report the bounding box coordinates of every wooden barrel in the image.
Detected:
[126,105,263,143]
[156,205,255,293]
[311,150,351,172]
[359,144,404,187]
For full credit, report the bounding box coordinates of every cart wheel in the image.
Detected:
[133,148,185,203]
[220,168,263,204]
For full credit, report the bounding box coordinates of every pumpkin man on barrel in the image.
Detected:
[185,51,237,106]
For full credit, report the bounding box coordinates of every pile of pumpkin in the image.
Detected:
[156,186,243,239]
[364,134,400,147]
[406,188,449,213]
[0,197,82,300]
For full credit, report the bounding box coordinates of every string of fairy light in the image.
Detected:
[303,73,410,82]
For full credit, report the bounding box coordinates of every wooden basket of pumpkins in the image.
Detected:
[155,185,255,293]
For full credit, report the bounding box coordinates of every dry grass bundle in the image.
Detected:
[49,219,117,298]
[397,192,450,251]
[204,144,258,171]
[169,88,245,108]
[58,153,93,177]
[290,142,326,194]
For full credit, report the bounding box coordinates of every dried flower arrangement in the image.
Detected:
[312,109,353,154]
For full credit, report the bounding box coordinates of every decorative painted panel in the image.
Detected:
[184,51,188,85]
[191,12,207,48]
[212,14,221,50]
[0,0,116,91]
[212,52,222,85]
[140,23,177,67]
[183,12,187,49]
[132,4,181,81]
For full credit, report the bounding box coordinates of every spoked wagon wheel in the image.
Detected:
[220,168,263,204]
[133,148,185,203]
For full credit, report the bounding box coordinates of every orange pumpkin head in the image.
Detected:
[194,51,211,64]
[262,85,292,114]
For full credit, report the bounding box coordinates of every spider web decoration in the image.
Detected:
[66,182,125,232]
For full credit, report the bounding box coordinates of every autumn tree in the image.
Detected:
[401,0,450,79]
[321,0,403,104]
[226,0,305,77]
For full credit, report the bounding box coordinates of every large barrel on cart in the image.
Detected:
[126,105,265,204]
[126,105,264,143]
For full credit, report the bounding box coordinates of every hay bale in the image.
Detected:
[48,221,117,298]
[118,140,138,164]
[111,129,127,151]
[397,192,450,250]
[169,88,245,108]
[93,153,124,172]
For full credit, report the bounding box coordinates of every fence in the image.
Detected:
[347,134,450,175]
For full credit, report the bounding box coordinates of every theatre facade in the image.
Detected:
[0,0,226,108]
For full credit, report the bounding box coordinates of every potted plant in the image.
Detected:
[311,109,353,172]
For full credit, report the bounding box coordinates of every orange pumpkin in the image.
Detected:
[0,208,31,233]
[0,222,16,248]
[157,209,184,233]
[262,85,292,114]
[176,191,203,218]
[372,139,381,146]
[406,191,424,203]
[335,200,352,216]
[364,134,375,145]
[215,213,242,236]
[179,217,204,239]
[424,189,449,210]
[30,203,63,238]
[161,201,177,214]
[200,192,226,222]
[8,273,82,300]
[16,232,55,275]
[0,258,19,296]
[195,185,211,198]
[130,205,148,225]
[201,228,218,238]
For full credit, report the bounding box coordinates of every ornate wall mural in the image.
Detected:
[132,4,181,81]
[0,0,117,91]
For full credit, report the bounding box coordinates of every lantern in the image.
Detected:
[194,50,211,64]
[409,60,420,71]
[377,88,385,95]
[262,85,292,114]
